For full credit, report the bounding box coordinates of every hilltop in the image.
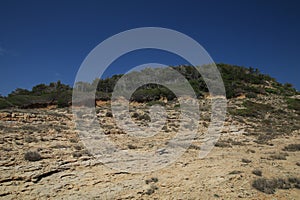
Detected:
[0,64,299,109]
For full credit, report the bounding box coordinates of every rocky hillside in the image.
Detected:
[0,91,299,199]
[0,64,299,199]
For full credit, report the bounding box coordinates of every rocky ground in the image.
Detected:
[0,95,299,199]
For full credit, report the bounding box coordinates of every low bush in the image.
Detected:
[145,177,159,184]
[241,158,251,163]
[215,140,232,148]
[252,177,300,194]
[255,134,274,144]
[72,151,82,158]
[128,144,137,149]
[137,114,151,121]
[146,100,165,106]
[230,101,273,118]
[229,170,243,175]
[24,151,42,162]
[252,178,278,194]
[252,169,262,176]
[0,98,13,109]
[105,112,113,117]
[283,144,300,152]
[145,185,158,195]
[269,152,288,160]
[24,136,38,143]
[246,92,257,98]
[286,98,300,113]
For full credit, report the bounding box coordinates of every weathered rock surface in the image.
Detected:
[0,96,299,199]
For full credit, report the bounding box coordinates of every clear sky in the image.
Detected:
[0,0,299,95]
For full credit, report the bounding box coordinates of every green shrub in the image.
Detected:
[230,101,273,117]
[265,88,278,94]
[146,101,165,106]
[131,88,161,102]
[57,98,69,108]
[246,92,257,98]
[57,90,71,108]
[7,95,33,106]
[95,91,111,101]
[0,98,13,109]
[286,98,300,113]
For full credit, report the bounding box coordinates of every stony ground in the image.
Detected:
[0,95,299,199]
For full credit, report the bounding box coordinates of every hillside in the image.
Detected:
[0,64,299,199]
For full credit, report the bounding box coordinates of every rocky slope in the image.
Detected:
[0,94,299,199]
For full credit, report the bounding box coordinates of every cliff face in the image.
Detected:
[0,92,299,199]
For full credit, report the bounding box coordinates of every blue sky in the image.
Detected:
[0,0,299,95]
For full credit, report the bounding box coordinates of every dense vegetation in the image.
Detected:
[0,64,298,109]
[0,81,72,109]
